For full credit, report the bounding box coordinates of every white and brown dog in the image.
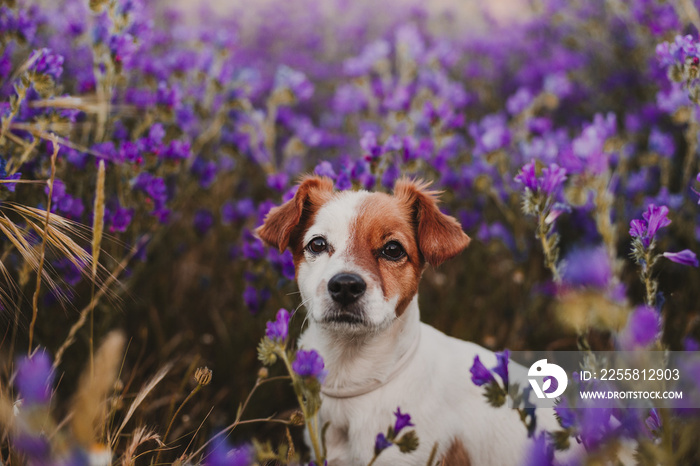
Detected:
[257,176,555,465]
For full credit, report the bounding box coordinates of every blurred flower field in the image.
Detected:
[2,0,700,464]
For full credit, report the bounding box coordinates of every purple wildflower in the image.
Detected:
[514,160,538,192]
[15,351,54,405]
[629,204,671,248]
[470,355,496,386]
[662,249,699,267]
[109,206,133,233]
[561,245,611,289]
[292,349,326,382]
[205,435,254,466]
[493,350,509,387]
[314,161,336,179]
[28,48,64,80]
[193,209,214,235]
[393,407,414,435]
[554,398,576,429]
[648,127,675,158]
[523,432,554,466]
[274,65,314,101]
[265,308,290,342]
[539,164,567,195]
[374,433,392,455]
[619,305,660,350]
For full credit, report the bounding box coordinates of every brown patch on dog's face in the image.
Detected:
[256,176,334,277]
[345,178,471,317]
[347,192,423,317]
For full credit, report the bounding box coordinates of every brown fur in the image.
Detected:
[255,176,334,272]
[348,192,423,316]
[257,176,471,313]
[393,178,471,267]
[440,439,471,466]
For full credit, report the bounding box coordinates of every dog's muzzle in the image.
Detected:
[327,273,366,305]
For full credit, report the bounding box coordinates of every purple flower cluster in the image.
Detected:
[629,204,671,248]
[470,350,510,388]
[514,160,568,196]
[265,308,290,342]
[292,349,326,382]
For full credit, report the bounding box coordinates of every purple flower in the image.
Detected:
[360,131,383,159]
[539,164,567,195]
[523,432,554,466]
[109,33,137,69]
[629,204,671,248]
[645,408,662,434]
[314,161,336,178]
[514,161,538,192]
[15,351,54,405]
[648,127,675,158]
[267,173,289,192]
[554,398,576,429]
[108,205,133,233]
[393,407,414,435]
[205,435,253,466]
[619,305,660,349]
[493,350,509,387]
[194,209,214,236]
[274,65,314,101]
[506,87,533,115]
[28,48,64,80]
[662,249,698,267]
[374,433,392,455]
[381,164,400,189]
[266,308,290,342]
[470,355,496,386]
[561,245,611,289]
[292,349,326,382]
[643,204,672,239]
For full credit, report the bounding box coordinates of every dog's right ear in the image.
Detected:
[255,176,334,252]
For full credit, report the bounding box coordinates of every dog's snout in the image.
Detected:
[328,273,366,305]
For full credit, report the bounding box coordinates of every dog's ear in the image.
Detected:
[256,176,334,252]
[394,178,470,267]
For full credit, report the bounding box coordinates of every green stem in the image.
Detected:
[280,351,324,463]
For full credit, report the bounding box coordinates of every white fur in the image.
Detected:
[296,192,563,465]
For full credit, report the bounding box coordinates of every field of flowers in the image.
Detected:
[1,0,700,464]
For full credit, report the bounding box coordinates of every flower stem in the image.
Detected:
[280,351,324,463]
[27,138,59,355]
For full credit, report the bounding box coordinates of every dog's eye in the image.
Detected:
[307,237,328,254]
[381,241,406,260]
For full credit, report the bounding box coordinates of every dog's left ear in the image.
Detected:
[394,178,471,267]
[256,176,334,252]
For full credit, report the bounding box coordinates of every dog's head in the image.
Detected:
[256,176,470,333]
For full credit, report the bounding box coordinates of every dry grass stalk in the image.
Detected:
[92,160,106,279]
[70,330,126,446]
[28,137,59,354]
[110,362,172,448]
[119,426,163,466]
[90,160,106,375]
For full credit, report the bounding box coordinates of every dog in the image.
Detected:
[257,176,560,465]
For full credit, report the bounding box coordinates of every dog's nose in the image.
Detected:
[328,273,366,305]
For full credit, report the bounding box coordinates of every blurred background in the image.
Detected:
[1,0,700,463]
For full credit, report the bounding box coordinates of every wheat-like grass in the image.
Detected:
[92,160,106,279]
[110,362,172,449]
[70,330,126,447]
[119,426,163,466]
